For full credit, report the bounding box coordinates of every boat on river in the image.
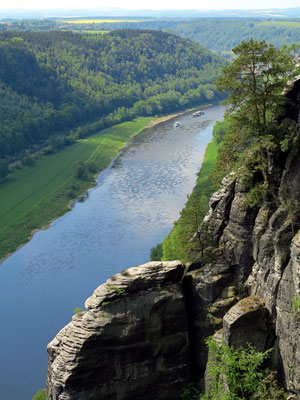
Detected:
[191,110,205,118]
[174,121,181,127]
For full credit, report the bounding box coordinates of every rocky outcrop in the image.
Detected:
[46,260,241,400]
[46,261,190,400]
[222,296,272,351]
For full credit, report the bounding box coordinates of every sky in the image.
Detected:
[1,0,300,10]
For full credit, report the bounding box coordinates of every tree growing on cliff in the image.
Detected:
[216,39,297,135]
[215,39,299,202]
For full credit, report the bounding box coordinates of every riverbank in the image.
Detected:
[0,106,206,265]
[0,118,154,264]
[0,104,219,265]
[157,118,222,262]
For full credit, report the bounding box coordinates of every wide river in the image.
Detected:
[0,104,224,400]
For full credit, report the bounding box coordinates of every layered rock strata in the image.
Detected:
[46,261,190,400]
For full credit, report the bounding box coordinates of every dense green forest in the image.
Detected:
[166,19,300,54]
[3,18,299,55]
[0,29,225,162]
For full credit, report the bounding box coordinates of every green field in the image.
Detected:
[0,117,152,261]
[257,21,300,28]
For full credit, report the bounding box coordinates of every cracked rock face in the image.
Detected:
[183,261,237,380]
[202,82,300,395]
[46,261,190,400]
[276,233,300,395]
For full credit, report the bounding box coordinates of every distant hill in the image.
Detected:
[0,29,226,159]
[2,15,300,56]
[1,7,300,19]
[41,18,300,55]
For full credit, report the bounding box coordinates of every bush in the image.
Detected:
[0,158,9,179]
[22,154,35,166]
[202,337,286,400]
[87,161,98,173]
[290,294,300,320]
[73,160,89,180]
[150,243,163,261]
[181,383,201,400]
[32,389,46,400]
[74,307,84,314]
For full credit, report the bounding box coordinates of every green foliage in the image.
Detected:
[107,285,125,296]
[73,307,84,314]
[215,39,299,202]
[161,120,222,262]
[0,117,151,261]
[210,117,243,186]
[202,338,286,400]
[244,183,268,209]
[290,294,300,320]
[216,39,297,135]
[10,18,300,54]
[0,30,225,160]
[181,383,201,400]
[73,161,89,181]
[22,154,35,167]
[32,389,46,400]
[150,242,163,261]
[0,158,9,179]
[162,194,209,263]
[86,161,98,173]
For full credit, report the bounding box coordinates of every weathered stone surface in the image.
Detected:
[204,175,235,242]
[275,232,300,396]
[218,179,258,281]
[222,296,271,352]
[183,261,237,379]
[46,261,190,400]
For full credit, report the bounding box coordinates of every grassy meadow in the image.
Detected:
[0,117,152,262]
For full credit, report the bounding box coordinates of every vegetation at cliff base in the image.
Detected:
[32,389,46,400]
[152,118,229,262]
[201,338,287,400]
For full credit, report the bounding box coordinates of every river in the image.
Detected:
[0,104,224,400]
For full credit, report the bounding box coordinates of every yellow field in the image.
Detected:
[62,19,141,24]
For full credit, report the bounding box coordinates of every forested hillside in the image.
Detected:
[0,30,225,160]
[8,18,298,54]
[70,19,300,54]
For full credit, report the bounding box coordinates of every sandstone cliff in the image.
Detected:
[46,80,300,400]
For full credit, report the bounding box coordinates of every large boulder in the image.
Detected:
[222,296,271,352]
[46,261,190,400]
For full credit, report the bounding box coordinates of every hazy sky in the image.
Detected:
[2,0,300,10]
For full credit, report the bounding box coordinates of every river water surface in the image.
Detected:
[0,104,224,400]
